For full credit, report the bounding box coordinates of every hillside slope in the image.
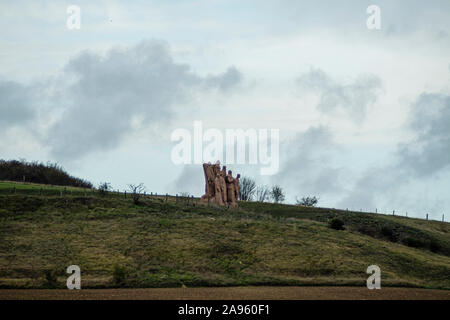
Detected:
[0,182,449,289]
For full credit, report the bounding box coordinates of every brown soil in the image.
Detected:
[1,286,449,300]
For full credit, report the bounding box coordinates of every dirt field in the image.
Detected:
[1,286,449,300]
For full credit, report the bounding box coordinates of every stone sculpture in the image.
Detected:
[200,161,240,207]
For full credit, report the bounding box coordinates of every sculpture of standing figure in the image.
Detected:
[234,173,241,201]
[226,170,237,207]
[214,171,224,205]
[200,162,240,208]
[220,166,227,204]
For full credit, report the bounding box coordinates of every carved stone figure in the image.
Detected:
[214,171,224,205]
[226,170,237,208]
[234,173,241,201]
[200,161,239,207]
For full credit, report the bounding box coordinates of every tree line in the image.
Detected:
[239,176,319,206]
[0,159,93,189]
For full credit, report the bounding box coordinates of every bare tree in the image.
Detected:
[271,185,285,203]
[98,182,112,197]
[239,176,257,201]
[128,183,146,205]
[256,185,271,202]
[296,196,319,207]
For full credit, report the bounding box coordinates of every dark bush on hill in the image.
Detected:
[402,237,427,249]
[328,218,345,230]
[0,159,92,188]
[113,265,128,286]
[381,226,398,242]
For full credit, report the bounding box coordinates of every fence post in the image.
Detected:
[426,213,428,220]
[191,195,194,206]
[406,212,408,217]
[176,194,178,203]
[124,191,127,199]
[166,193,168,202]
[443,214,445,222]
[393,210,395,216]
[375,208,377,213]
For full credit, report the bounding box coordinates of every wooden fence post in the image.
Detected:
[426,213,428,220]
[124,191,127,199]
[176,194,178,203]
[165,193,168,202]
[191,195,194,206]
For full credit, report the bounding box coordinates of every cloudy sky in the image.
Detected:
[1,0,449,220]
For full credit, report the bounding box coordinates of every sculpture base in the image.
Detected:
[200,194,238,208]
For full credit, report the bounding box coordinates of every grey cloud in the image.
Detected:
[340,92,450,212]
[273,126,344,197]
[276,0,450,35]
[297,68,381,122]
[0,81,35,130]
[338,165,405,210]
[397,93,450,176]
[205,66,242,91]
[47,40,242,160]
[168,165,205,196]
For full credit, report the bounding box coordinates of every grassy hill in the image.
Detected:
[0,181,449,290]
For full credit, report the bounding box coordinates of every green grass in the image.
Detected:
[0,182,449,289]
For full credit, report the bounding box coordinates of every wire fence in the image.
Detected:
[0,182,446,222]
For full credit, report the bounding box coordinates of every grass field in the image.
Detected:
[0,181,449,291]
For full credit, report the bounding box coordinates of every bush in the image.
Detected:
[381,226,398,242]
[43,269,59,288]
[328,218,345,230]
[296,196,319,207]
[429,240,441,253]
[113,265,128,286]
[98,182,111,197]
[271,185,285,203]
[402,237,426,248]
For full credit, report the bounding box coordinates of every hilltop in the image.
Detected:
[0,181,449,290]
[0,159,92,189]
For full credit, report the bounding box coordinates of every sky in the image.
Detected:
[1,0,450,220]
